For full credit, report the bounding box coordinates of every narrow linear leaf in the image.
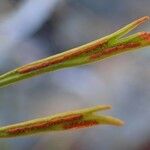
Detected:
[0,16,150,87]
[0,105,124,138]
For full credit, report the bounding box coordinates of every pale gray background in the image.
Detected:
[0,0,150,149]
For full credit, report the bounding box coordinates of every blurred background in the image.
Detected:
[0,0,150,149]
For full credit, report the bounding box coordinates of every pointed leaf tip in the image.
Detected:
[82,105,112,114]
[134,16,150,25]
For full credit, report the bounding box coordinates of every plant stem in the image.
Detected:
[0,105,123,138]
[0,16,150,88]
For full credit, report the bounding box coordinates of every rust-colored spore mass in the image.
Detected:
[139,32,150,43]
[90,42,141,60]
[7,114,82,135]
[64,120,99,130]
[17,40,107,74]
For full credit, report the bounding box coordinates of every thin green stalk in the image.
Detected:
[0,16,150,88]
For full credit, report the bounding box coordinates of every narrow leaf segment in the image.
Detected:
[0,16,150,87]
[0,105,124,138]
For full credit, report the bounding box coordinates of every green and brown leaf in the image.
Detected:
[0,16,150,88]
[0,105,123,138]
